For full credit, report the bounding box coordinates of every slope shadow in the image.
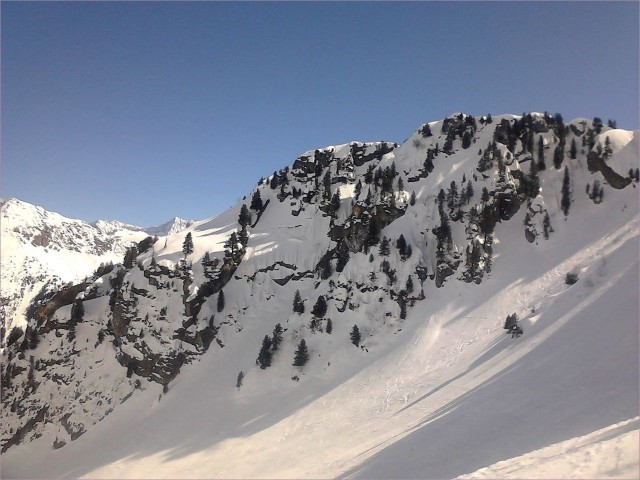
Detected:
[340,265,640,479]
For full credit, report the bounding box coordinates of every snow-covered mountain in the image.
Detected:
[2,113,638,478]
[0,199,192,337]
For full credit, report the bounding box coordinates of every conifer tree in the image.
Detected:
[553,144,565,169]
[561,166,571,216]
[293,290,304,314]
[326,318,333,334]
[396,234,407,258]
[398,295,407,320]
[378,236,390,256]
[217,290,225,312]
[537,136,546,170]
[323,171,332,201]
[397,176,404,192]
[293,339,309,367]
[570,138,577,159]
[272,323,283,351]
[350,325,361,347]
[409,191,416,206]
[250,190,263,211]
[256,335,272,369]
[406,275,414,294]
[311,295,328,317]
[543,212,552,239]
[182,232,194,258]
[238,204,251,229]
[236,371,244,389]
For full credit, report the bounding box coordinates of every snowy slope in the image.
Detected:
[0,199,193,337]
[2,113,638,478]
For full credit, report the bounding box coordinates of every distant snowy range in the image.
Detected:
[1,113,638,479]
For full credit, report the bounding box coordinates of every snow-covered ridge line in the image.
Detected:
[1,111,638,478]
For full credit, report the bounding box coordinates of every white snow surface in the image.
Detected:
[2,116,639,479]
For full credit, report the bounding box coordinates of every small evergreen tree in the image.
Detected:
[326,318,333,334]
[293,290,304,314]
[398,295,407,320]
[503,313,523,338]
[311,295,328,317]
[250,190,263,211]
[378,236,390,256]
[561,166,571,216]
[236,370,244,389]
[272,323,283,351]
[537,136,546,170]
[553,144,565,169]
[409,191,416,206]
[350,324,361,347]
[238,204,251,229]
[543,212,552,239]
[292,339,309,367]
[405,275,414,294]
[71,299,84,322]
[396,234,407,258]
[256,335,272,369]
[570,138,577,159]
[217,290,225,312]
[182,232,194,259]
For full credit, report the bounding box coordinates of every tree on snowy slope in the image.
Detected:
[238,204,251,229]
[561,166,572,217]
[250,190,263,211]
[292,339,309,367]
[182,232,194,259]
[217,290,225,312]
[293,290,304,314]
[271,324,283,352]
[311,296,327,317]
[350,324,361,347]
[256,335,272,369]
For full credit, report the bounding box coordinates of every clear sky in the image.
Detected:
[2,1,638,227]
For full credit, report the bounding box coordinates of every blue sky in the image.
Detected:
[2,1,638,227]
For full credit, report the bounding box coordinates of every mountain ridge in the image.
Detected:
[1,112,638,478]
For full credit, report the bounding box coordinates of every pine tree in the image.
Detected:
[71,299,84,322]
[311,295,327,317]
[236,371,244,389]
[272,323,283,351]
[293,339,309,367]
[182,232,194,258]
[553,144,565,169]
[397,176,404,192]
[543,212,552,239]
[238,204,251,229]
[326,318,333,334]
[406,275,414,294]
[396,234,407,258]
[330,188,341,214]
[409,191,416,206]
[217,290,225,312]
[398,295,407,320]
[378,236,390,256]
[561,166,571,216]
[537,136,546,170]
[256,335,272,369]
[323,171,332,201]
[570,138,577,159]
[250,190,263,211]
[350,324,361,347]
[293,290,304,314]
